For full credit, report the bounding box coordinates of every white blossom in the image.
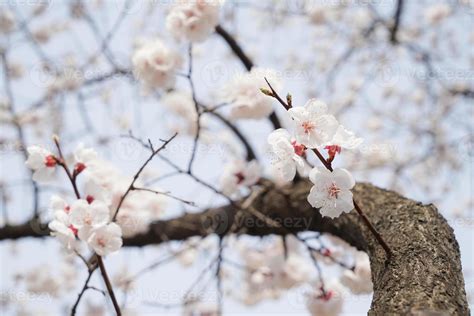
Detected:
[81,158,167,237]
[307,167,355,218]
[132,38,182,90]
[69,199,110,241]
[220,159,260,196]
[239,237,311,304]
[222,68,281,119]
[166,0,222,42]
[25,145,57,182]
[0,9,15,34]
[183,301,219,316]
[47,196,79,251]
[268,128,308,182]
[87,223,123,256]
[73,143,98,172]
[288,99,339,148]
[340,251,373,294]
[48,220,77,251]
[424,3,451,24]
[83,178,111,206]
[279,254,313,288]
[24,266,61,297]
[329,125,363,150]
[306,280,345,316]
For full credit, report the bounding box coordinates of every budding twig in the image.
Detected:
[52,136,122,316]
[262,81,393,259]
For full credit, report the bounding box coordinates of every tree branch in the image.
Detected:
[0,181,469,314]
[390,0,404,44]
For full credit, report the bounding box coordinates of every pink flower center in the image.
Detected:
[301,121,315,134]
[291,140,306,156]
[327,182,341,199]
[234,172,245,184]
[86,195,94,204]
[84,214,92,225]
[64,205,71,214]
[153,56,164,66]
[97,237,106,248]
[44,155,57,168]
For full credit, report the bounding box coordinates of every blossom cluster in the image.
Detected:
[232,235,372,315]
[25,144,167,256]
[25,145,123,256]
[166,0,223,42]
[237,236,312,305]
[221,68,283,120]
[268,98,363,218]
[132,0,223,90]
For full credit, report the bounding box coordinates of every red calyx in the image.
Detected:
[44,155,57,168]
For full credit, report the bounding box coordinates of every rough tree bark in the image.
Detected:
[0,181,469,315]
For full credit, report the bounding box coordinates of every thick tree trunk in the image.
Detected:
[0,181,469,315]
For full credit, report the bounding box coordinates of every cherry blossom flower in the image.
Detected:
[0,9,15,34]
[424,3,451,25]
[220,159,260,195]
[307,167,355,218]
[340,251,373,294]
[24,265,61,297]
[48,220,78,251]
[132,38,182,90]
[268,128,308,182]
[166,0,222,42]
[222,68,281,119]
[25,145,58,182]
[183,301,219,316]
[324,125,363,160]
[68,199,110,241]
[73,143,98,175]
[83,178,111,206]
[329,125,363,150]
[239,237,311,304]
[87,223,123,256]
[49,195,70,221]
[306,280,345,316]
[288,99,339,148]
[280,254,313,289]
[78,158,167,237]
[47,196,80,250]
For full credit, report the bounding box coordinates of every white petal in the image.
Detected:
[332,168,356,190]
[307,186,325,208]
[268,128,291,145]
[308,166,330,184]
[32,168,54,183]
[305,99,328,116]
[287,107,307,122]
[274,159,296,182]
[319,204,344,219]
